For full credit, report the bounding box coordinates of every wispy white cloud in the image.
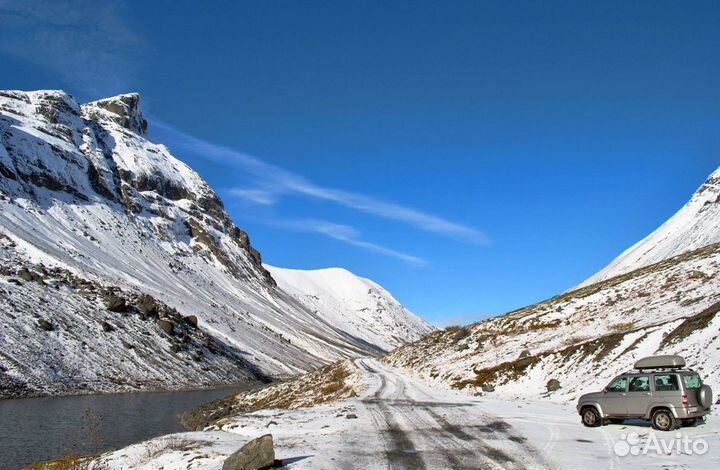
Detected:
[0,0,142,96]
[152,119,490,245]
[274,219,429,267]
[227,188,279,206]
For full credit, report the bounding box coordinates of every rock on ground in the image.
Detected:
[222,434,275,470]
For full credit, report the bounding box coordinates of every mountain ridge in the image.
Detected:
[579,166,720,287]
[0,89,431,398]
[385,165,720,400]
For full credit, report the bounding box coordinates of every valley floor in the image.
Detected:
[95,358,720,469]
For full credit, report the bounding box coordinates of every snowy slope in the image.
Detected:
[0,89,429,398]
[387,242,720,400]
[385,167,720,401]
[265,266,433,352]
[580,166,720,286]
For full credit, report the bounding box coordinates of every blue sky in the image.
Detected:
[1,1,719,326]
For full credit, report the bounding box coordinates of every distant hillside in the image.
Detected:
[385,167,720,400]
[266,266,433,352]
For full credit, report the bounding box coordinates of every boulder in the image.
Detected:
[37,319,54,331]
[481,384,495,393]
[518,349,531,359]
[183,315,199,328]
[157,319,175,335]
[105,295,128,313]
[546,379,561,392]
[222,434,275,470]
[18,268,40,282]
[101,321,114,332]
[137,295,159,317]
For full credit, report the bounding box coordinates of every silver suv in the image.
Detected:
[577,355,713,431]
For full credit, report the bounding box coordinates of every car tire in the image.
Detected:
[608,418,624,424]
[651,409,676,431]
[680,418,697,427]
[581,407,601,427]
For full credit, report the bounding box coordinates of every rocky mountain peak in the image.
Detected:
[83,93,148,136]
[0,89,273,286]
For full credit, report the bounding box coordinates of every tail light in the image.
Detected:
[682,394,689,406]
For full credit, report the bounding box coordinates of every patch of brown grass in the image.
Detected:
[662,301,720,345]
[452,356,540,390]
[26,455,104,470]
[185,360,361,430]
[609,321,634,332]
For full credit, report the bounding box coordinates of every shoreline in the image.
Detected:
[0,378,271,402]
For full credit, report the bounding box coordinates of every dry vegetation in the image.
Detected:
[451,330,627,391]
[26,455,104,470]
[182,359,361,430]
[662,300,720,345]
[119,436,203,467]
[609,321,634,332]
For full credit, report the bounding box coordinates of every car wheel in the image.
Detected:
[651,409,676,431]
[581,407,601,427]
[608,418,624,424]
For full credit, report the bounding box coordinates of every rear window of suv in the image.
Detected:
[654,374,679,391]
[682,374,702,390]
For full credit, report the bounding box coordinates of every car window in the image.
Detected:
[654,374,679,392]
[629,376,650,392]
[607,376,628,392]
[682,374,702,390]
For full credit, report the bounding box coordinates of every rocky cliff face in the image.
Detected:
[385,167,720,400]
[0,89,429,398]
[0,90,273,285]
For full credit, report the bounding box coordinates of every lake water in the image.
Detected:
[0,385,253,470]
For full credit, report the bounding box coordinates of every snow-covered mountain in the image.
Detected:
[265,266,433,352]
[386,166,720,401]
[580,167,720,286]
[0,89,430,398]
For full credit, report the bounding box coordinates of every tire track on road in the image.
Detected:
[355,358,554,469]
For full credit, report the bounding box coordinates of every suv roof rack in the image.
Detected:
[624,367,694,374]
[634,355,686,370]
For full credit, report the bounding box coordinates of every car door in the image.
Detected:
[601,376,628,416]
[625,375,652,417]
[652,373,682,413]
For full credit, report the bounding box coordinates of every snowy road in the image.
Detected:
[97,357,720,469]
[351,358,551,469]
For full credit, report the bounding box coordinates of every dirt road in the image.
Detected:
[350,358,551,469]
